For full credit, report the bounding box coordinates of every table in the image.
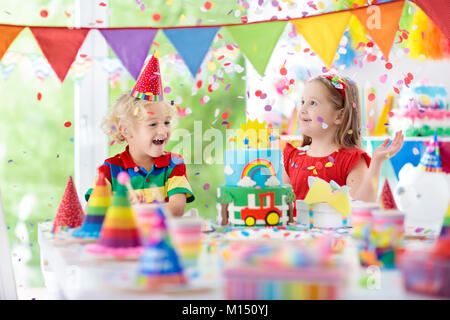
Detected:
[37,222,435,300]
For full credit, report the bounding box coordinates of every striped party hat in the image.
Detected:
[130,54,163,102]
[86,174,143,258]
[418,134,443,172]
[439,206,450,238]
[137,208,186,288]
[72,172,111,239]
[52,176,85,233]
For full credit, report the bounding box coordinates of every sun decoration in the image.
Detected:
[237,118,270,149]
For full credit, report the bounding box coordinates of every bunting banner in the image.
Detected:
[164,27,219,78]
[352,0,405,61]
[225,21,288,77]
[412,0,450,40]
[292,11,352,67]
[0,25,24,61]
[30,27,90,82]
[99,28,158,80]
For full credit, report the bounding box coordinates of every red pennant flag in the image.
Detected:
[30,27,90,82]
[412,0,450,40]
[0,25,25,61]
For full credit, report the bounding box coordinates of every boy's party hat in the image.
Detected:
[380,179,397,210]
[72,172,112,239]
[137,209,186,288]
[418,134,443,172]
[52,176,85,233]
[439,206,450,238]
[86,173,143,258]
[130,54,163,102]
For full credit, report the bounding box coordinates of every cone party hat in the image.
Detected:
[418,134,443,172]
[130,53,163,101]
[380,179,397,210]
[52,176,85,233]
[137,208,186,288]
[72,172,111,239]
[86,173,143,258]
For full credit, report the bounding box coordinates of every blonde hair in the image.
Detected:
[102,92,176,144]
[301,75,362,149]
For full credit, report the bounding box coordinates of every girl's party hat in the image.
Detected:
[52,176,85,233]
[380,179,397,210]
[86,173,143,258]
[130,54,163,101]
[418,134,443,172]
[137,209,186,288]
[72,172,111,239]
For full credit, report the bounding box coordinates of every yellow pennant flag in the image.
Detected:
[292,11,352,67]
[0,25,25,61]
[352,1,405,61]
[373,93,394,136]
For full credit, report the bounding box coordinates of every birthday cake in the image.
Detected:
[217,119,295,227]
[388,85,450,137]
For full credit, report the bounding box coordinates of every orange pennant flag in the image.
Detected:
[292,11,352,67]
[30,27,90,82]
[0,25,25,61]
[352,1,405,61]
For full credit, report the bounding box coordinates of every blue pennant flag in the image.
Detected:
[164,27,219,77]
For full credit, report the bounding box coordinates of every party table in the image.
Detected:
[37,221,435,300]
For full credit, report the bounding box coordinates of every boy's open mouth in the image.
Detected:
[152,138,165,145]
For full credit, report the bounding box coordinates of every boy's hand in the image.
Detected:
[372,131,404,165]
[130,192,146,204]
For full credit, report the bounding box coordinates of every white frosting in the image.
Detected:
[265,176,280,187]
[237,176,256,187]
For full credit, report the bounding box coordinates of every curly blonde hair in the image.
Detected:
[301,75,362,149]
[101,92,176,144]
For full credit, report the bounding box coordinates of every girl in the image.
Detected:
[283,74,404,202]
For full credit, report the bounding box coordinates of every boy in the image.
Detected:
[85,54,195,216]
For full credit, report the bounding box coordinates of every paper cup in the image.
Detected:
[351,202,379,240]
[134,203,168,244]
[167,217,203,268]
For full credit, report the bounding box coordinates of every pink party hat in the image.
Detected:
[52,176,85,233]
[418,134,443,172]
[130,54,163,101]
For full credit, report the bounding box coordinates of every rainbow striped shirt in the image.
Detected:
[85,145,195,204]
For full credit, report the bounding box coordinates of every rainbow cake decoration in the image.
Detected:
[136,206,187,289]
[388,84,450,137]
[72,172,111,240]
[217,119,295,227]
[52,176,85,233]
[86,173,143,259]
[296,177,351,229]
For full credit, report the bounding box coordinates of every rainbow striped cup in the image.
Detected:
[167,217,203,268]
[351,202,379,240]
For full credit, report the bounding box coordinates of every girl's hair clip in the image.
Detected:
[321,74,347,103]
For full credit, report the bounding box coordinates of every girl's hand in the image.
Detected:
[372,131,404,165]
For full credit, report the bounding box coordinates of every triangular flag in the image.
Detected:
[352,1,405,61]
[30,27,89,82]
[373,93,394,136]
[292,11,352,67]
[99,29,157,80]
[0,25,24,61]
[380,178,397,210]
[164,27,219,78]
[412,0,450,40]
[226,21,287,76]
[52,176,85,233]
[418,134,443,172]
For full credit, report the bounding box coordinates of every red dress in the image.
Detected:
[283,143,371,201]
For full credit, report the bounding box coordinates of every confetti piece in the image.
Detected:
[379,74,388,84]
[317,116,324,123]
[241,16,248,23]
[412,147,419,155]
[99,2,107,6]
[152,13,161,21]
[321,122,328,129]
[221,112,228,120]
[352,102,356,108]
[264,105,272,111]
[110,140,115,146]
[366,53,377,62]
[40,10,48,18]
[385,62,393,70]
[368,93,376,101]
[203,183,210,190]
[37,92,42,101]
[325,162,333,168]
[347,129,353,134]
[280,66,287,76]
[64,121,72,128]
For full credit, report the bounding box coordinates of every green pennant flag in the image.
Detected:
[225,21,288,77]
